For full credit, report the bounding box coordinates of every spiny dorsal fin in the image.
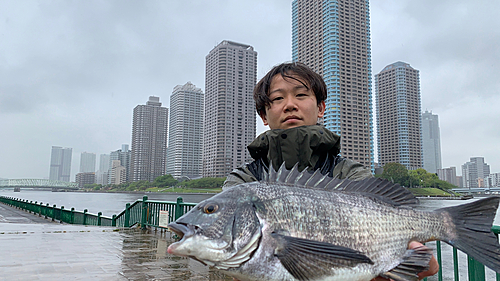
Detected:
[264,163,418,206]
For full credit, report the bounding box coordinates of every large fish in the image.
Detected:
[167,164,500,281]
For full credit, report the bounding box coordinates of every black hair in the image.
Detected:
[253,62,327,117]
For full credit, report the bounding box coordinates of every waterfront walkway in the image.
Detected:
[0,203,231,280]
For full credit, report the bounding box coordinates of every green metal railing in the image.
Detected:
[0,195,196,229]
[1,194,499,280]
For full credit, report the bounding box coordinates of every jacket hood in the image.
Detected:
[247,125,341,172]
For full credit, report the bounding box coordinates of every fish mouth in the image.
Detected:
[168,222,195,239]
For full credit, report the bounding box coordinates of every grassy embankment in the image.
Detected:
[409,187,460,197]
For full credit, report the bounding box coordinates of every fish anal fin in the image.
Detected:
[379,245,432,281]
[271,232,373,281]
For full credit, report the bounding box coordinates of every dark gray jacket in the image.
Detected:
[223,125,372,188]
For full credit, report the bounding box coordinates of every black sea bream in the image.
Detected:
[167,164,500,281]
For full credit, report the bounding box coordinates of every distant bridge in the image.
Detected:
[452,187,500,194]
[0,179,78,191]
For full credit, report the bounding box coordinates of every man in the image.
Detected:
[224,62,438,280]
[224,62,371,188]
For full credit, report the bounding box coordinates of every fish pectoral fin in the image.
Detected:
[271,232,373,281]
[379,245,433,281]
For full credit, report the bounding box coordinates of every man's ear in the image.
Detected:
[317,101,326,118]
[260,112,269,126]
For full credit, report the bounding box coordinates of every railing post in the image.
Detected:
[83,209,88,225]
[60,206,65,223]
[71,208,75,224]
[436,241,442,281]
[52,204,56,221]
[124,203,130,227]
[175,197,184,220]
[34,201,38,215]
[112,215,117,227]
[141,195,148,230]
[38,202,42,217]
[453,247,459,281]
[45,203,49,219]
[468,256,485,281]
[98,212,102,226]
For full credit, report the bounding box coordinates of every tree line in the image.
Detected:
[84,174,226,191]
[376,162,457,190]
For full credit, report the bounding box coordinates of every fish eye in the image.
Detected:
[203,204,219,214]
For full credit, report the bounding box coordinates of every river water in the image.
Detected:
[2,189,499,280]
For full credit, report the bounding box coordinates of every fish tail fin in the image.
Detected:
[439,196,500,273]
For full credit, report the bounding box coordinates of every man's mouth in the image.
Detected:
[283,116,301,122]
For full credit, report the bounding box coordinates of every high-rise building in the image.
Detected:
[130,96,168,182]
[422,110,442,173]
[109,144,131,183]
[79,152,96,173]
[203,40,257,178]
[96,154,110,185]
[49,146,72,182]
[437,167,457,186]
[462,157,490,188]
[292,0,373,168]
[376,62,422,170]
[166,82,204,179]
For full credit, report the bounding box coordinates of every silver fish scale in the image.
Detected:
[249,181,447,277]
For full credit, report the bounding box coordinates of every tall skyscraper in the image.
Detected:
[109,144,131,183]
[292,0,373,168]
[203,40,257,178]
[422,110,442,173]
[166,82,204,179]
[49,146,72,182]
[96,153,110,185]
[130,96,168,182]
[79,152,96,173]
[376,62,422,170]
[462,157,490,188]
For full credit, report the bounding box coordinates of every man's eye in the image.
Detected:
[272,97,283,101]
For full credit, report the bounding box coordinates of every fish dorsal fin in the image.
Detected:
[265,163,418,206]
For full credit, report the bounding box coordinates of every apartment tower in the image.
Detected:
[203,40,257,178]
[422,110,442,173]
[130,96,168,182]
[79,152,96,173]
[96,153,110,185]
[376,62,422,170]
[166,82,204,179]
[109,144,131,183]
[437,167,458,186]
[49,146,72,182]
[292,0,373,168]
[462,157,490,188]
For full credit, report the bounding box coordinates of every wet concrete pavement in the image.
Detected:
[0,203,232,280]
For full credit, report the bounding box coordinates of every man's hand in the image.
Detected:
[371,241,439,281]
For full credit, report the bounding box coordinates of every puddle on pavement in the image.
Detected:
[119,228,233,280]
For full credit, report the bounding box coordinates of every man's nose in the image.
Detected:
[283,97,298,112]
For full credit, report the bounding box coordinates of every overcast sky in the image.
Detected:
[1,0,499,180]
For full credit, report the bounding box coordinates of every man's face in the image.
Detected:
[261,74,325,130]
